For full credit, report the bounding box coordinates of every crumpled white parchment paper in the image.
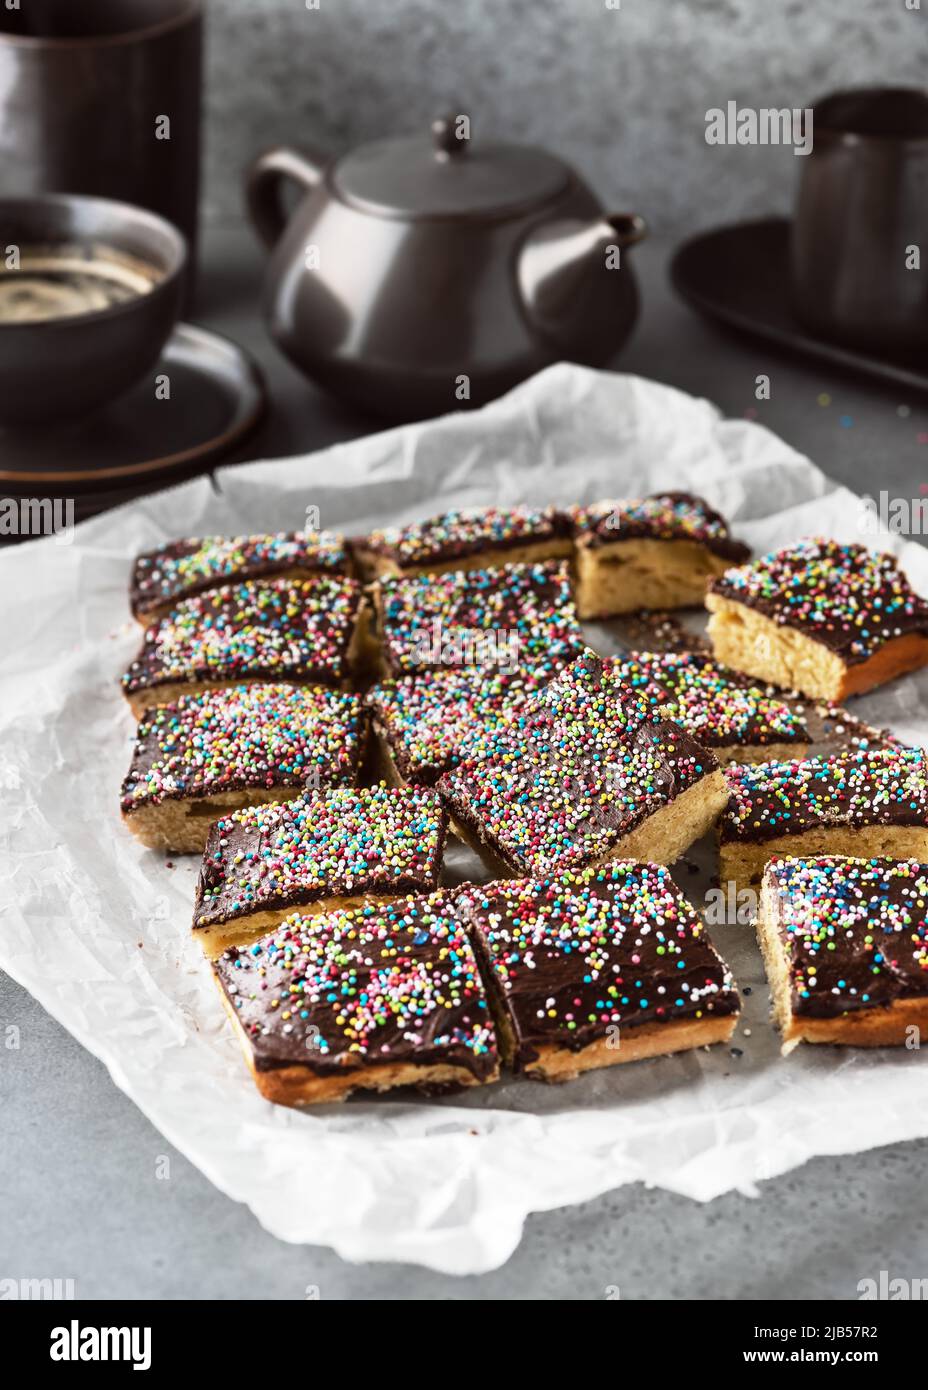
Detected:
[2,363,928,1275]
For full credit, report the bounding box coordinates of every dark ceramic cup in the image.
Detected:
[791,87,928,350]
[0,194,186,428]
[0,1,202,292]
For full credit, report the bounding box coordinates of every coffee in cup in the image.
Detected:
[0,244,161,324]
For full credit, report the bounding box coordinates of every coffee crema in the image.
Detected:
[0,244,159,324]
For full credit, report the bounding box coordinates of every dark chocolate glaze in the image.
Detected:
[122,575,362,698]
[213,893,498,1080]
[457,862,739,1067]
[721,746,928,845]
[130,533,348,619]
[192,788,447,928]
[708,537,928,666]
[766,856,928,1018]
[576,492,750,562]
[378,559,584,677]
[438,652,721,877]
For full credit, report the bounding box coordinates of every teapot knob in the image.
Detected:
[431,113,470,161]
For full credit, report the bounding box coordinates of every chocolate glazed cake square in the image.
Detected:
[130,531,350,623]
[353,503,572,579]
[121,573,364,717]
[706,537,928,701]
[570,492,749,620]
[438,651,730,877]
[718,746,928,895]
[456,860,740,1081]
[756,855,928,1049]
[213,892,500,1106]
[120,683,367,854]
[193,784,448,958]
[611,649,810,764]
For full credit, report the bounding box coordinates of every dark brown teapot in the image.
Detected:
[245,116,646,420]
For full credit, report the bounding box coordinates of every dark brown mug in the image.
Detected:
[0,1,202,292]
[791,87,928,351]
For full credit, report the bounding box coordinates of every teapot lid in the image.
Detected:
[331,115,570,220]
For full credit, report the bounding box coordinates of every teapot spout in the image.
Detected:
[517,212,647,353]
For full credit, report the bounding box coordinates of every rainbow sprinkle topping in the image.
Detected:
[361,504,568,567]
[122,574,361,696]
[722,746,928,841]
[377,559,584,676]
[612,650,805,748]
[367,663,564,784]
[131,531,347,617]
[121,683,365,810]
[194,783,446,926]
[439,651,719,875]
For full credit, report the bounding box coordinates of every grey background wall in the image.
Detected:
[205,0,921,237]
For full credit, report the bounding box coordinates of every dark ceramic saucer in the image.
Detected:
[670,218,928,395]
[0,323,266,487]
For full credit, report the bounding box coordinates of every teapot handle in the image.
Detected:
[245,145,328,248]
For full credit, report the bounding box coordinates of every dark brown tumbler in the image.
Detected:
[791,87,928,351]
[0,1,202,290]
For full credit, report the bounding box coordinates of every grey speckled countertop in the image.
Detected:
[3,226,928,1300]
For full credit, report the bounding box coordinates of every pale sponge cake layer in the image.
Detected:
[569,492,749,620]
[575,538,731,620]
[706,593,928,703]
[706,592,847,701]
[510,1013,738,1081]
